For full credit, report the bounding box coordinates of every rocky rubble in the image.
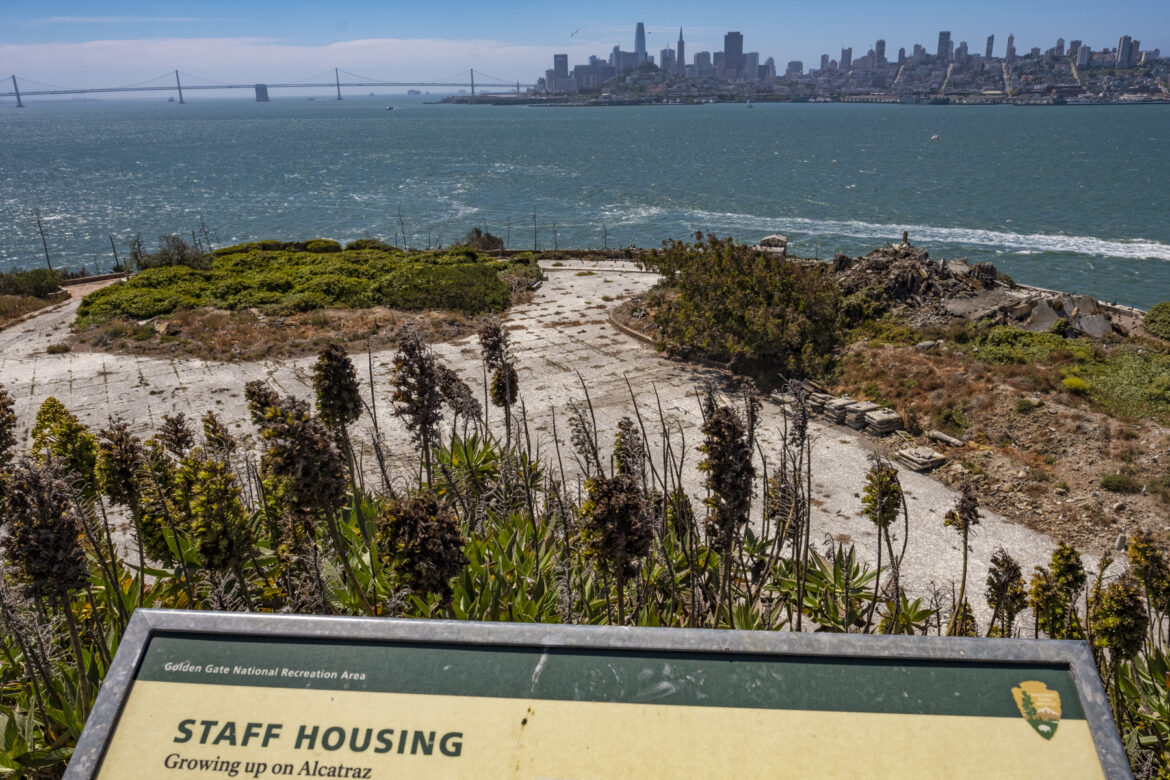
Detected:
[827,241,1133,337]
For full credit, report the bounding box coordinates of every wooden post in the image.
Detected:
[470,69,475,96]
[109,234,121,272]
[34,208,52,271]
[335,68,343,100]
[11,75,23,108]
[174,70,185,104]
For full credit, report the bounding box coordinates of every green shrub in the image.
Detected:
[648,234,842,378]
[0,268,62,298]
[1015,398,1037,414]
[76,242,520,325]
[1062,376,1091,395]
[305,239,342,254]
[275,291,330,314]
[1144,301,1170,340]
[46,342,71,354]
[344,238,398,253]
[375,263,509,314]
[1101,473,1140,493]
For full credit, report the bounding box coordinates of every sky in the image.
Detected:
[2,0,1167,93]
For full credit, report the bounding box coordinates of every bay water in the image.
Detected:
[1,95,1167,308]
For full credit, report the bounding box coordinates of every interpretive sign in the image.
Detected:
[68,610,1129,779]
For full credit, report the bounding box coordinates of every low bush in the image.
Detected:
[1100,473,1140,493]
[1015,398,1037,414]
[76,242,529,326]
[647,234,842,378]
[305,239,342,254]
[1144,302,1170,340]
[1062,376,1091,395]
[0,268,62,298]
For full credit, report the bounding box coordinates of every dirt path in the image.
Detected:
[0,261,1067,619]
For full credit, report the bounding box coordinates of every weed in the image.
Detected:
[1101,473,1140,493]
[1015,397,1038,414]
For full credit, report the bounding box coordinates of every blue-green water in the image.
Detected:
[1,96,1168,308]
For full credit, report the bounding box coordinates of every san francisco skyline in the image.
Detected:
[2,0,1167,91]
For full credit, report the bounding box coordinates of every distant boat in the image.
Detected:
[930,134,940,140]
[746,98,753,108]
[385,106,394,111]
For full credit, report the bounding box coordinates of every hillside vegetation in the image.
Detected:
[1,328,1168,775]
[75,239,539,327]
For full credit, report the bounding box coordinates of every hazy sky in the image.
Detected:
[2,0,1167,91]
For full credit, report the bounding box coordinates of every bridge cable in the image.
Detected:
[336,68,391,83]
[10,75,70,90]
[470,68,515,84]
[110,72,177,90]
[177,71,233,86]
[286,69,336,84]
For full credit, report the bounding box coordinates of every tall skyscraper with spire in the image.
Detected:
[677,28,686,74]
[635,23,647,64]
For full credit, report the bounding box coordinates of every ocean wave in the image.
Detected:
[676,209,1170,262]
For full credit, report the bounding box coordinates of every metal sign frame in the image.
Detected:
[66,609,1131,779]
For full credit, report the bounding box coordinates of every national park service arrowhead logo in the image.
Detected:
[1013,681,1061,740]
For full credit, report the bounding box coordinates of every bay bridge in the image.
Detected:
[2,68,535,107]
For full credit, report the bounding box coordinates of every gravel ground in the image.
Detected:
[0,262,1066,623]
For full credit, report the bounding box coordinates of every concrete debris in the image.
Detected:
[895,446,948,472]
[844,401,880,429]
[865,409,903,436]
[770,391,902,437]
[823,397,854,425]
[928,429,966,448]
[825,242,1128,339]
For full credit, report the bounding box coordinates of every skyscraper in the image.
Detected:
[985,35,995,59]
[724,31,744,78]
[820,53,830,71]
[659,48,675,72]
[553,54,568,81]
[1006,34,1016,63]
[635,23,647,64]
[745,52,760,81]
[677,29,686,74]
[1117,35,1135,68]
[875,39,886,64]
[840,47,852,70]
[937,31,952,60]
